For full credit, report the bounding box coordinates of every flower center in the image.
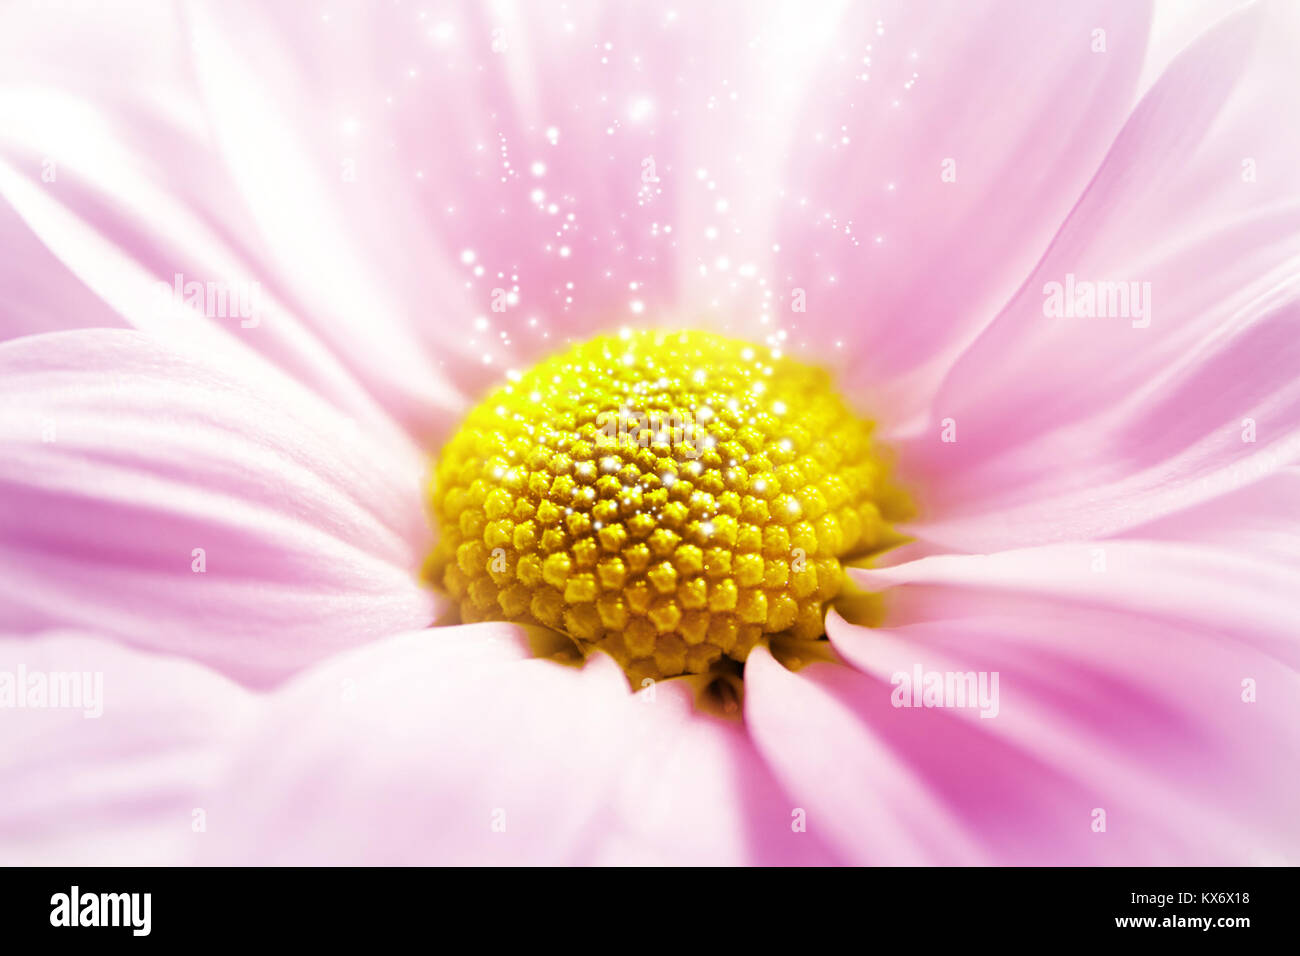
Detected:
[426,330,906,684]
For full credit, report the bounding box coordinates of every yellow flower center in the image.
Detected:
[426,330,906,684]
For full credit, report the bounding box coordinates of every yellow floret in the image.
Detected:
[425,330,908,681]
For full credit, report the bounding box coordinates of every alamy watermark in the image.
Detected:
[595,406,711,460]
[1042,273,1151,328]
[50,886,150,936]
[153,273,261,328]
[0,665,102,718]
[891,664,999,718]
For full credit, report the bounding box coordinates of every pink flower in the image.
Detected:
[2,0,1297,865]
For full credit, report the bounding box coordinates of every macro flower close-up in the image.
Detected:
[2,0,1298,870]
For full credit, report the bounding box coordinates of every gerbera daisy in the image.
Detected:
[1,0,1297,866]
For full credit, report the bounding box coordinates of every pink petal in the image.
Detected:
[1139,0,1249,96]
[897,1,1300,549]
[0,5,463,444]
[175,0,847,392]
[1118,464,1300,566]
[195,628,811,865]
[0,328,438,685]
[7,624,813,865]
[854,540,1299,666]
[3,0,1153,437]
[18,0,781,417]
[0,631,256,865]
[745,645,986,864]
[823,593,1300,863]
[830,460,1300,864]
[842,510,1300,863]
[55,0,1152,413]
[2,0,827,440]
[580,677,841,865]
[773,0,1151,419]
